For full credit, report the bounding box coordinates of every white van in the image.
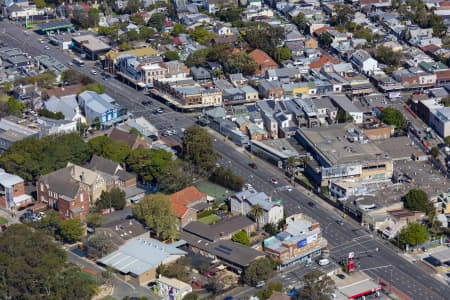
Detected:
[319,259,330,266]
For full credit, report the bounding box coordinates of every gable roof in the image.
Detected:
[309,55,339,69]
[249,49,278,68]
[169,186,206,206]
[86,155,120,176]
[39,167,82,201]
[109,128,139,149]
[172,201,190,218]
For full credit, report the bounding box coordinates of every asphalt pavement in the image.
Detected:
[1,21,449,300]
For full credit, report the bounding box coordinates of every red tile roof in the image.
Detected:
[440,1,450,6]
[169,186,206,206]
[173,37,182,45]
[164,21,175,27]
[309,55,339,69]
[436,69,450,82]
[421,44,440,53]
[45,83,84,97]
[249,49,278,70]
[172,202,189,218]
[313,26,332,36]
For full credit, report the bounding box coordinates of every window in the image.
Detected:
[40,183,44,192]
[80,193,84,202]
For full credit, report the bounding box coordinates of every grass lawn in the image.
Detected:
[0,216,8,225]
[79,270,97,283]
[299,176,314,189]
[195,181,230,203]
[102,297,118,300]
[198,214,221,225]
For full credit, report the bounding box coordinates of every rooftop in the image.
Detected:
[99,238,186,276]
[297,124,388,167]
[72,34,111,52]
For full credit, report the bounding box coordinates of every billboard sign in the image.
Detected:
[297,239,307,248]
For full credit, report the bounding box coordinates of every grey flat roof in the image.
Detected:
[430,248,450,263]
[329,94,362,113]
[99,238,186,275]
[72,34,111,52]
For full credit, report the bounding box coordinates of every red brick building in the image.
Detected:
[249,49,278,75]
[37,168,90,220]
[169,186,209,228]
[0,169,32,211]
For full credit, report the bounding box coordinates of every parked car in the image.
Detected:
[249,162,257,169]
[308,201,316,207]
[271,178,278,184]
[318,259,330,266]
[336,220,344,226]
[256,281,265,288]
[90,70,97,75]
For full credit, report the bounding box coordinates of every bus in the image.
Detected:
[72,58,85,67]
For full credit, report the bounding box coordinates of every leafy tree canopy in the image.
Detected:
[97,187,126,210]
[380,107,405,130]
[232,230,251,246]
[243,257,278,286]
[59,218,84,243]
[39,108,65,120]
[404,189,431,213]
[182,125,220,174]
[226,51,257,76]
[399,222,429,247]
[88,136,131,164]
[244,22,285,55]
[132,193,178,240]
[297,270,335,300]
[164,50,180,61]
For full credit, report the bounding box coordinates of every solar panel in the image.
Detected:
[214,247,231,255]
[219,245,233,252]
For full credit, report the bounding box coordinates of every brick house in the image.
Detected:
[86,155,137,188]
[0,169,32,211]
[37,168,90,220]
[258,80,285,99]
[169,186,209,228]
[249,49,278,75]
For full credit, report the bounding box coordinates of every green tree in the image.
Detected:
[318,33,332,47]
[126,148,173,183]
[85,212,105,228]
[164,50,180,61]
[404,189,431,213]
[332,4,354,26]
[88,136,131,163]
[205,278,224,295]
[297,270,335,300]
[268,282,283,292]
[1,81,12,93]
[250,204,264,231]
[380,107,405,130]
[130,14,146,26]
[149,13,166,32]
[129,127,143,137]
[127,29,139,41]
[272,46,291,64]
[120,42,132,51]
[86,233,116,257]
[0,224,96,299]
[226,51,258,76]
[336,109,354,123]
[8,97,25,117]
[243,257,278,286]
[34,0,46,9]
[38,108,65,120]
[399,222,429,247]
[255,289,273,300]
[292,12,308,31]
[79,83,105,94]
[444,136,450,146]
[264,222,278,236]
[244,22,284,55]
[61,69,94,85]
[58,218,84,243]
[139,27,155,41]
[286,156,297,174]
[0,133,91,183]
[375,46,403,67]
[97,187,126,210]
[430,146,439,158]
[190,27,215,44]
[183,293,199,300]
[126,0,141,14]
[182,125,220,174]
[158,160,195,193]
[185,48,209,67]
[210,166,244,191]
[171,23,186,36]
[232,230,251,246]
[87,8,100,27]
[132,194,178,240]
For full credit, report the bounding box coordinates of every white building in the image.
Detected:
[44,95,86,123]
[351,50,378,75]
[329,95,363,124]
[229,189,284,225]
[430,107,450,138]
[155,276,192,300]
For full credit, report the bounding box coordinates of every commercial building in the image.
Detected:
[229,189,284,225]
[0,169,32,211]
[263,213,327,269]
[329,95,363,124]
[429,107,450,138]
[78,91,123,127]
[296,124,393,186]
[99,238,186,285]
[72,34,111,60]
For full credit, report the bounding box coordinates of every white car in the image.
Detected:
[319,259,330,266]
[44,46,50,50]
[91,70,97,75]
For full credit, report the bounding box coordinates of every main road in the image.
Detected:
[1,21,449,300]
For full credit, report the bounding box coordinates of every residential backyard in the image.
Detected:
[195,181,231,203]
[198,214,221,225]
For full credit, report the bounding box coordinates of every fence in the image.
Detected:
[377,278,413,300]
[408,237,448,251]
